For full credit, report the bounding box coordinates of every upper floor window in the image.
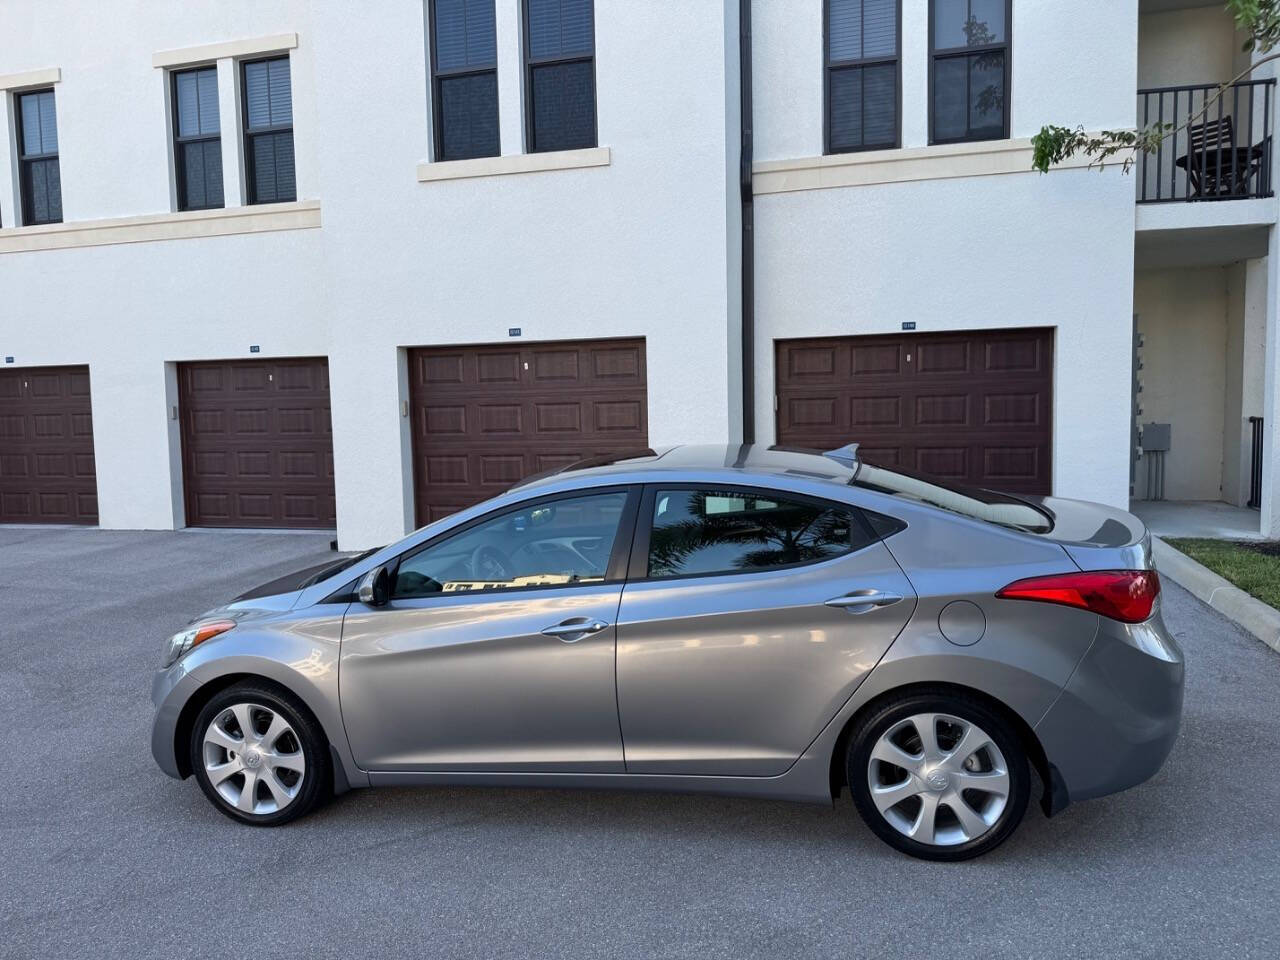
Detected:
[172,66,224,211]
[524,0,596,153]
[646,489,871,579]
[242,56,296,204]
[929,0,1010,144]
[826,0,899,153]
[430,0,500,161]
[16,89,61,225]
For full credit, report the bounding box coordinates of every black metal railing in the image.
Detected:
[1136,79,1275,203]
[1248,416,1264,509]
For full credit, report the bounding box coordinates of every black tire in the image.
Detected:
[846,691,1030,861]
[189,681,330,826]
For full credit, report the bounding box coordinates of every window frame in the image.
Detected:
[170,65,224,212]
[522,0,598,154]
[428,0,501,162]
[240,54,296,205]
[927,0,1012,146]
[382,484,642,604]
[15,87,61,226]
[823,0,903,155]
[627,482,880,584]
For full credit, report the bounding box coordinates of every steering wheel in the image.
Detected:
[469,544,513,582]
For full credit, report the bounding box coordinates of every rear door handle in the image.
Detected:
[825,591,903,613]
[540,618,611,642]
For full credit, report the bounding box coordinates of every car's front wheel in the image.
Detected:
[190,681,329,826]
[847,692,1030,861]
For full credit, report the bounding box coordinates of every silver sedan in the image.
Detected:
[151,444,1183,860]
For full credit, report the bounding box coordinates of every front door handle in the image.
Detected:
[825,591,904,613]
[540,618,611,642]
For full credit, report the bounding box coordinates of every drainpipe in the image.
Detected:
[739,0,755,444]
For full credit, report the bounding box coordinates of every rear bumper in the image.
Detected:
[1035,609,1184,805]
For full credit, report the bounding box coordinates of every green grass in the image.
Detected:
[1165,538,1280,609]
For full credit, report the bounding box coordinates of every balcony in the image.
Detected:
[1136,79,1275,204]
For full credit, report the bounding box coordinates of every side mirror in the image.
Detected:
[357,565,391,607]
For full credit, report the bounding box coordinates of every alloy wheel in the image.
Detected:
[202,702,307,816]
[865,712,1011,847]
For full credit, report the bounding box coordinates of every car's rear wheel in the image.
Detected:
[847,692,1029,861]
[190,682,329,826]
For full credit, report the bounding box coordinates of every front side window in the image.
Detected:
[16,89,61,225]
[431,0,500,161]
[172,66,224,210]
[826,0,899,153]
[930,0,1009,144]
[392,490,627,598]
[646,489,871,579]
[242,56,295,204]
[524,0,596,153]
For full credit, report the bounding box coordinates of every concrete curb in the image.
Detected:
[1153,537,1280,655]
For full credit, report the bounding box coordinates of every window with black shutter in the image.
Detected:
[929,0,1010,144]
[430,0,500,161]
[524,0,596,153]
[242,56,296,204]
[826,0,900,153]
[16,89,62,225]
[172,66,224,211]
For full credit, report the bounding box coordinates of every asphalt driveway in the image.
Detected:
[1,527,1277,960]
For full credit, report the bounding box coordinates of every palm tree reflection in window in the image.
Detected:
[647,491,857,578]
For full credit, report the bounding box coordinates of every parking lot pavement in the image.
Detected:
[1,527,1278,960]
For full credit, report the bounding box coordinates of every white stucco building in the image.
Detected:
[0,0,1276,548]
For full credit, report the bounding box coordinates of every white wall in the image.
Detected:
[754,0,1141,163]
[1137,4,1246,90]
[1134,266,1235,502]
[748,0,1140,509]
[0,0,740,548]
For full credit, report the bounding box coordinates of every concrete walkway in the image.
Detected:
[1130,499,1265,540]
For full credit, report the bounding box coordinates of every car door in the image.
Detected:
[615,484,916,776]
[339,486,639,772]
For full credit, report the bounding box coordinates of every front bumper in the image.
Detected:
[1035,609,1184,805]
[150,663,191,780]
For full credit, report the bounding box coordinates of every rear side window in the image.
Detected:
[646,488,874,578]
[853,462,1052,533]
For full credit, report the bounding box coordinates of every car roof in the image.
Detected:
[511,444,858,490]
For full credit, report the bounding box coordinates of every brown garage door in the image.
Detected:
[776,329,1053,494]
[408,339,648,524]
[179,358,336,528]
[0,365,98,524]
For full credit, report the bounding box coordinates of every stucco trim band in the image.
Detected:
[152,33,298,69]
[0,67,61,90]
[0,199,321,254]
[417,146,611,183]
[753,137,1102,195]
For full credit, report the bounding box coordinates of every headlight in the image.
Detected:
[162,620,236,668]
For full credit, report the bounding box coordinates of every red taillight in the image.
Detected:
[996,570,1160,624]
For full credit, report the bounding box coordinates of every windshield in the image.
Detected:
[852,462,1053,534]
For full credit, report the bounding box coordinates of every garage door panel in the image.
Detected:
[915,340,973,375]
[777,330,1052,495]
[592,343,643,380]
[409,339,648,525]
[180,358,336,529]
[478,404,522,434]
[0,366,99,525]
[915,394,970,428]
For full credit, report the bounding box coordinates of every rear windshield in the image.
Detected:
[852,462,1053,534]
